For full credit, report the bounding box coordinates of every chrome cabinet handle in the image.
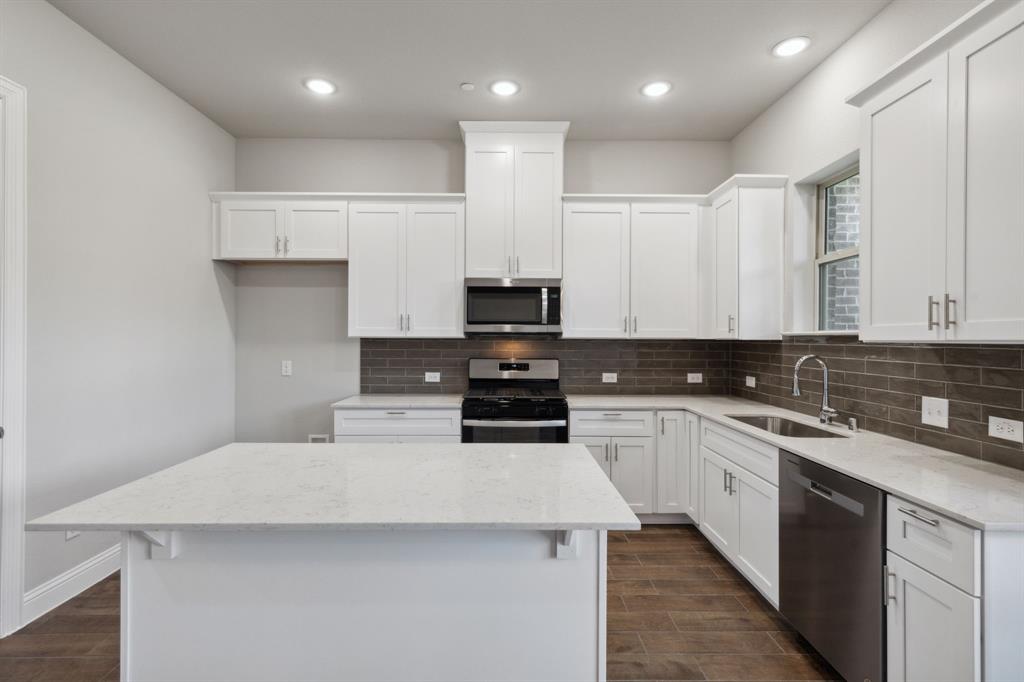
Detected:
[507,256,512,275]
[399,313,404,331]
[884,564,897,605]
[927,296,940,330]
[727,314,735,334]
[944,294,956,330]
[406,313,411,331]
[727,472,736,495]
[898,506,940,527]
[603,413,622,417]
[386,411,406,415]
[614,443,619,462]
[723,468,728,492]
[633,316,638,333]
[604,444,609,462]
[284,235,291,254]
[660,416,665,435]
[623,316,628,333]
[275,235,282,255]
[516,256,520,275]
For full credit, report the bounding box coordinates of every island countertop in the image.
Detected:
[26,442,640,532]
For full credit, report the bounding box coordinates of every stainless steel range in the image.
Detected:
[460,359,568,443]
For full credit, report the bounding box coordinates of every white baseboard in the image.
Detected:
[21,544,120,627]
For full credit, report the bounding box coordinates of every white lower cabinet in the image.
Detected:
[333,408,462,442]
[886,551,981,682]
[698,439,779,605]
[655,411,693,514]
[571,434,654,513]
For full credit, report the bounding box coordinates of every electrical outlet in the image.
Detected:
[989,416,1023,444]
[745,376,757,388]
[65,530,80,542]
[424,371,441,383]
[921,396,949,428]
[687,373,703,384]
[602,373,617,383]
[281,360,293,377]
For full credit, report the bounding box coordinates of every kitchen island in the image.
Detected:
[27,442,639,682]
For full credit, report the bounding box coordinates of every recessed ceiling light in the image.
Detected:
[490,80,520,96]
[771,36,811,57]
[460,82,476,92]
[303,78,336,95]
[641,81,672,98]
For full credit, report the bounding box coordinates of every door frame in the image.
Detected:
[0,76,28,637]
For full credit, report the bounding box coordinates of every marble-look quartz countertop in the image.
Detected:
[332,394,463,409]
[569,395,1024,531]
[26,443,640,532]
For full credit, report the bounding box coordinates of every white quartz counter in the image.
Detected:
[332,394,463,409]
[569,394,1024,531]
[27,442,640,532]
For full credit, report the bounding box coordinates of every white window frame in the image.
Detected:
[814,166,860,332]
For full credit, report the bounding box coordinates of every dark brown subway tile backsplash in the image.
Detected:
[730,336,1024,471]
[359,335,1024,471]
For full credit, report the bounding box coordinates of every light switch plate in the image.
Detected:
[281,360,293,377]
[687,373,703,384]
[424,371,441,383]
[745,376,757,388]
[989,416,1023,443]
[602,373,617,383]
[921,396,949,428]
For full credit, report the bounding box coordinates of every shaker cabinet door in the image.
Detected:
[348,204,406,338]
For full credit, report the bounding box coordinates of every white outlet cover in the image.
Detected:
[602,373,617,383]
[745,376,756,388]
[687,373,703,384]
[424,371,441,383]
[281,360,293,377]
[921,396,949,428]
[989,416,1023,444]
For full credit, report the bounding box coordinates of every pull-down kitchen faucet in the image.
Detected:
[792,354,839,424]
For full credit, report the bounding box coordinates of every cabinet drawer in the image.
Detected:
[570,410,655,437]
[333,409,461,437]
[701,420,779,485]
[886,495,981,596]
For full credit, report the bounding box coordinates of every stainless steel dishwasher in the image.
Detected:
[780,452,885,682]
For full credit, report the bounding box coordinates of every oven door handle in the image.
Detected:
[462,419,567,428]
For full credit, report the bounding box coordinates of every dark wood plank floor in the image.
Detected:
[0,526,838,681]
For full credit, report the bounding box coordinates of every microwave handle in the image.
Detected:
[541,287,549,325]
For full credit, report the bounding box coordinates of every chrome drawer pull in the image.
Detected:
[898,506,939,527]
[602,413,622,417]
[386,411,407,415]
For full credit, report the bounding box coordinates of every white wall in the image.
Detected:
[729,0,981,331]
[234,264,356,442]
[565,140,731,194]
[1,0,237,591]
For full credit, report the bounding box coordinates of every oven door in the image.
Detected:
[461,418,568,443]
[464,279,560,334]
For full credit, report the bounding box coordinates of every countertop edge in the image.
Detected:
[26,521,642,532]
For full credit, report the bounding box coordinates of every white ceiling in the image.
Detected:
[51,0,889,141]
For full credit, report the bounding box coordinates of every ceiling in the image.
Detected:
[51,0,889,141]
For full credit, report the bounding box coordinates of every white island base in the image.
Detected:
[121,528,608,681]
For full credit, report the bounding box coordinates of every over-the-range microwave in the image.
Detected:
[464,278,561,335]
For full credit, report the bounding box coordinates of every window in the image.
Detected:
[816,167,860,331]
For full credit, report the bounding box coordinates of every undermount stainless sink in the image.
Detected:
[726,415,848,438]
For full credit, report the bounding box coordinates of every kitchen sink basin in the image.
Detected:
[725,415,848,438]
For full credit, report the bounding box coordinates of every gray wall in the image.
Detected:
[2,0,237,590]
[565,140,731,194]
[234,264,357,442]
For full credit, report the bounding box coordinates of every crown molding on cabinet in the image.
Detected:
[846,0,1016,107]
[564,175,788,207]
[458,121,570,139]
[209,192,465,202]
[705,174,788,204]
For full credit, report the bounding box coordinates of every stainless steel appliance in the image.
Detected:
[464,279,561,335]
[461,359,568,443]
[780,452,885,682]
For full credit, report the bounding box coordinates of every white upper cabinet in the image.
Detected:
[461,122,568,278]
[946,4,1024,341]
[850,1,1024,342]
[348,201,464,338]
[214,197,348,261]
[631,204,700,338]
[562,203,631,338]
[700,177,786,340]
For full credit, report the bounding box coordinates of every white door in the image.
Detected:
[711,190,738,339]
[684,413,701,522]
[655,411,688,513]
[219,200,284,259]
[698,446,736,555]
[284,201,348,259]
[513,138,562,278]
[946,6,1024,341]
[405,203,464,338]
[348,204,406,337]
[860,55,949,341]
[465,142,514,278]
[610,437,655,513]
[630,204,700,338]
[571,436,611,479]
[886,551,981,682]
[733,468,779,605]
[562,203,630,338]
